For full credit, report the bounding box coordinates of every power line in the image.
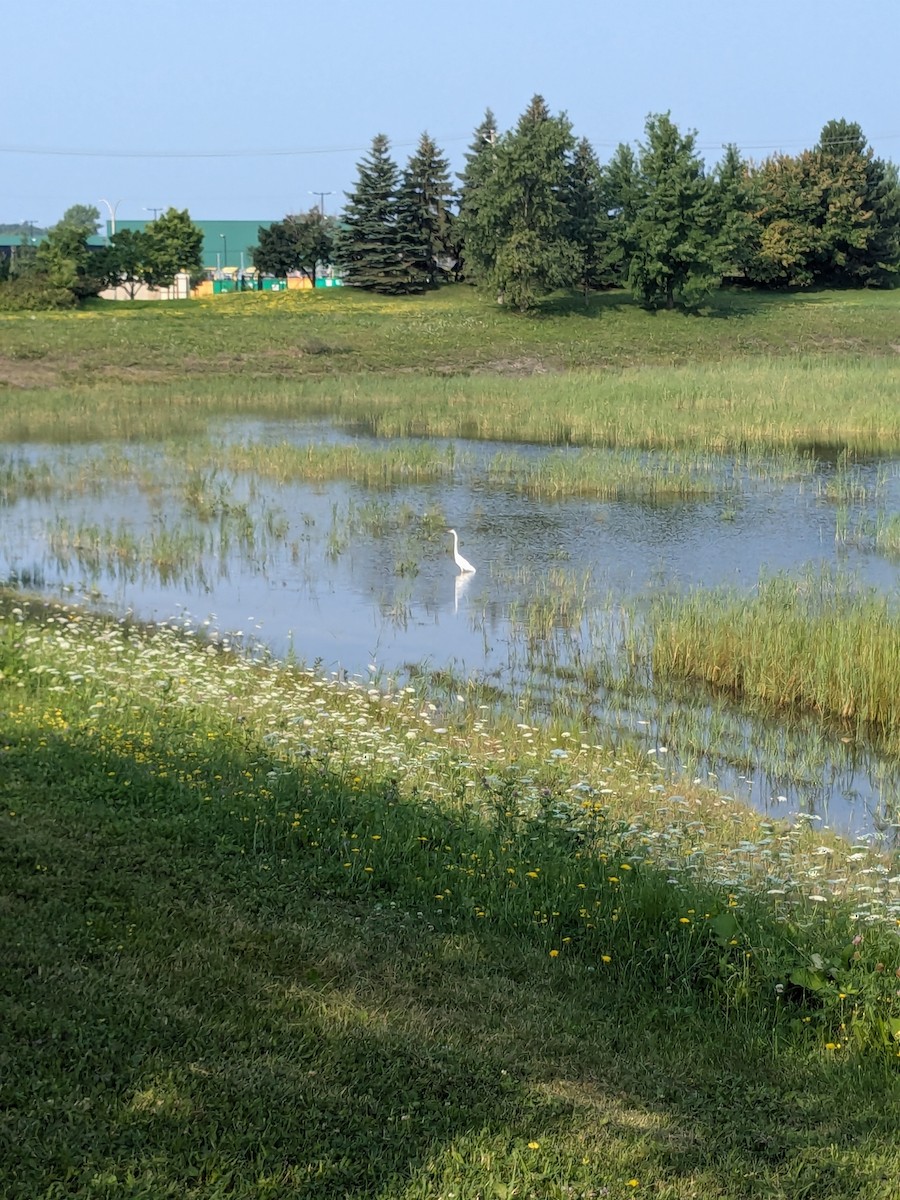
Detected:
[0,130,896,162]
[0,136,470,160]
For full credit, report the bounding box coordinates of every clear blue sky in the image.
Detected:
[5,0,899,227]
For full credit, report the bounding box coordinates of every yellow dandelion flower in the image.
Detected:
[549,949,560,958]
[527,1141,540,1150]
[601,954,612,963]
[679,917,691,924]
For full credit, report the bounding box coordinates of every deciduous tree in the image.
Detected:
[102,228,152,298]
[36,204,103,298]
[144,208,203,288]
[253,211,335,283]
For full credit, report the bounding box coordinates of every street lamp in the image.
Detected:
[308,190,334,216]
[99,198,123,244]
[220,233,228,274]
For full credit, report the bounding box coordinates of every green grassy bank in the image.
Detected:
[4,286,900,1198]
[2,285,900,385]
[1,287,899,453]
[2,596,899,1199]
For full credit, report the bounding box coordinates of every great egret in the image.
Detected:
[448,528,476,575]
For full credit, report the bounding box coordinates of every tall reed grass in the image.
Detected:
[3,358,900,454]
[649,570,900,749]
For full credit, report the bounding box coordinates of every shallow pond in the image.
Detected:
[2,419,899,842]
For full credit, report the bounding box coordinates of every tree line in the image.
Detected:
[311,98,900,310]
[0,207,204,309]
[4,98,898,312]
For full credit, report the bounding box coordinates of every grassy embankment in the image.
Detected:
[2,286,900,1197]
[2,594,899,1200]
[0,284,899,451]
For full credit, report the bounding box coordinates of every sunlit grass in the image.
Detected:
[649,568,900,750]
[2,592,899,1199]
[1,286,900,455]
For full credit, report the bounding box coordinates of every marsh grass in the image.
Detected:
[2,288,900,456]
[5,357,897,454]
[221,439,462,486]
[2,593,899,1200]
[486,448,731,499]
[649,569,900,750]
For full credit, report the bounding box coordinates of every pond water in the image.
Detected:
[2,419,899,842]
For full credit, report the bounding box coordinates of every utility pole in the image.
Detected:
[308,190,334,216]
[144,207,162,220]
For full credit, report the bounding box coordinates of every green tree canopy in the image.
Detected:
[714,144,756,280]
[145,208,203,287]
[745,152,828,287]
[35,204,103,298]
[602,142,640,287]
[566,137,617,298]
[398,132,455,288]
[455,108,498,281]
[253,211,335,282]
[460,94,578,310]
[100,228,153,298]
[337,134,413,293]
[814,119,900,286]
[627,113,723,309]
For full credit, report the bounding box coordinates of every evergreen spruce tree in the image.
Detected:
[455,109,499,282]
[337,135,409,294]
[602,142,640,287]
[714,143,756,281]
[566,137,615,299]
[627,113,723,309]
[462,95,578,311]
[398,132,455,288]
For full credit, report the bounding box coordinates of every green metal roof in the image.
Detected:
[0,219,274,269]
[110,219,275,270]
[0,232,105,248]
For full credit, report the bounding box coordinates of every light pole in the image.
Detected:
[144,207,162,221]
[308,190,334,216]
[99,198,122,244]
[220,233,228,274]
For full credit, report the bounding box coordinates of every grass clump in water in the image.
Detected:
[649,569,900,750]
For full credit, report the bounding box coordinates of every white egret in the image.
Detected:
[448,529,476,575]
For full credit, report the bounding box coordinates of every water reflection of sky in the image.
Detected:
[2,420,899,842]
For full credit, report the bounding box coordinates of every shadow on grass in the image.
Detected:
[534,287,827,323]
[2,725,898,1199]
